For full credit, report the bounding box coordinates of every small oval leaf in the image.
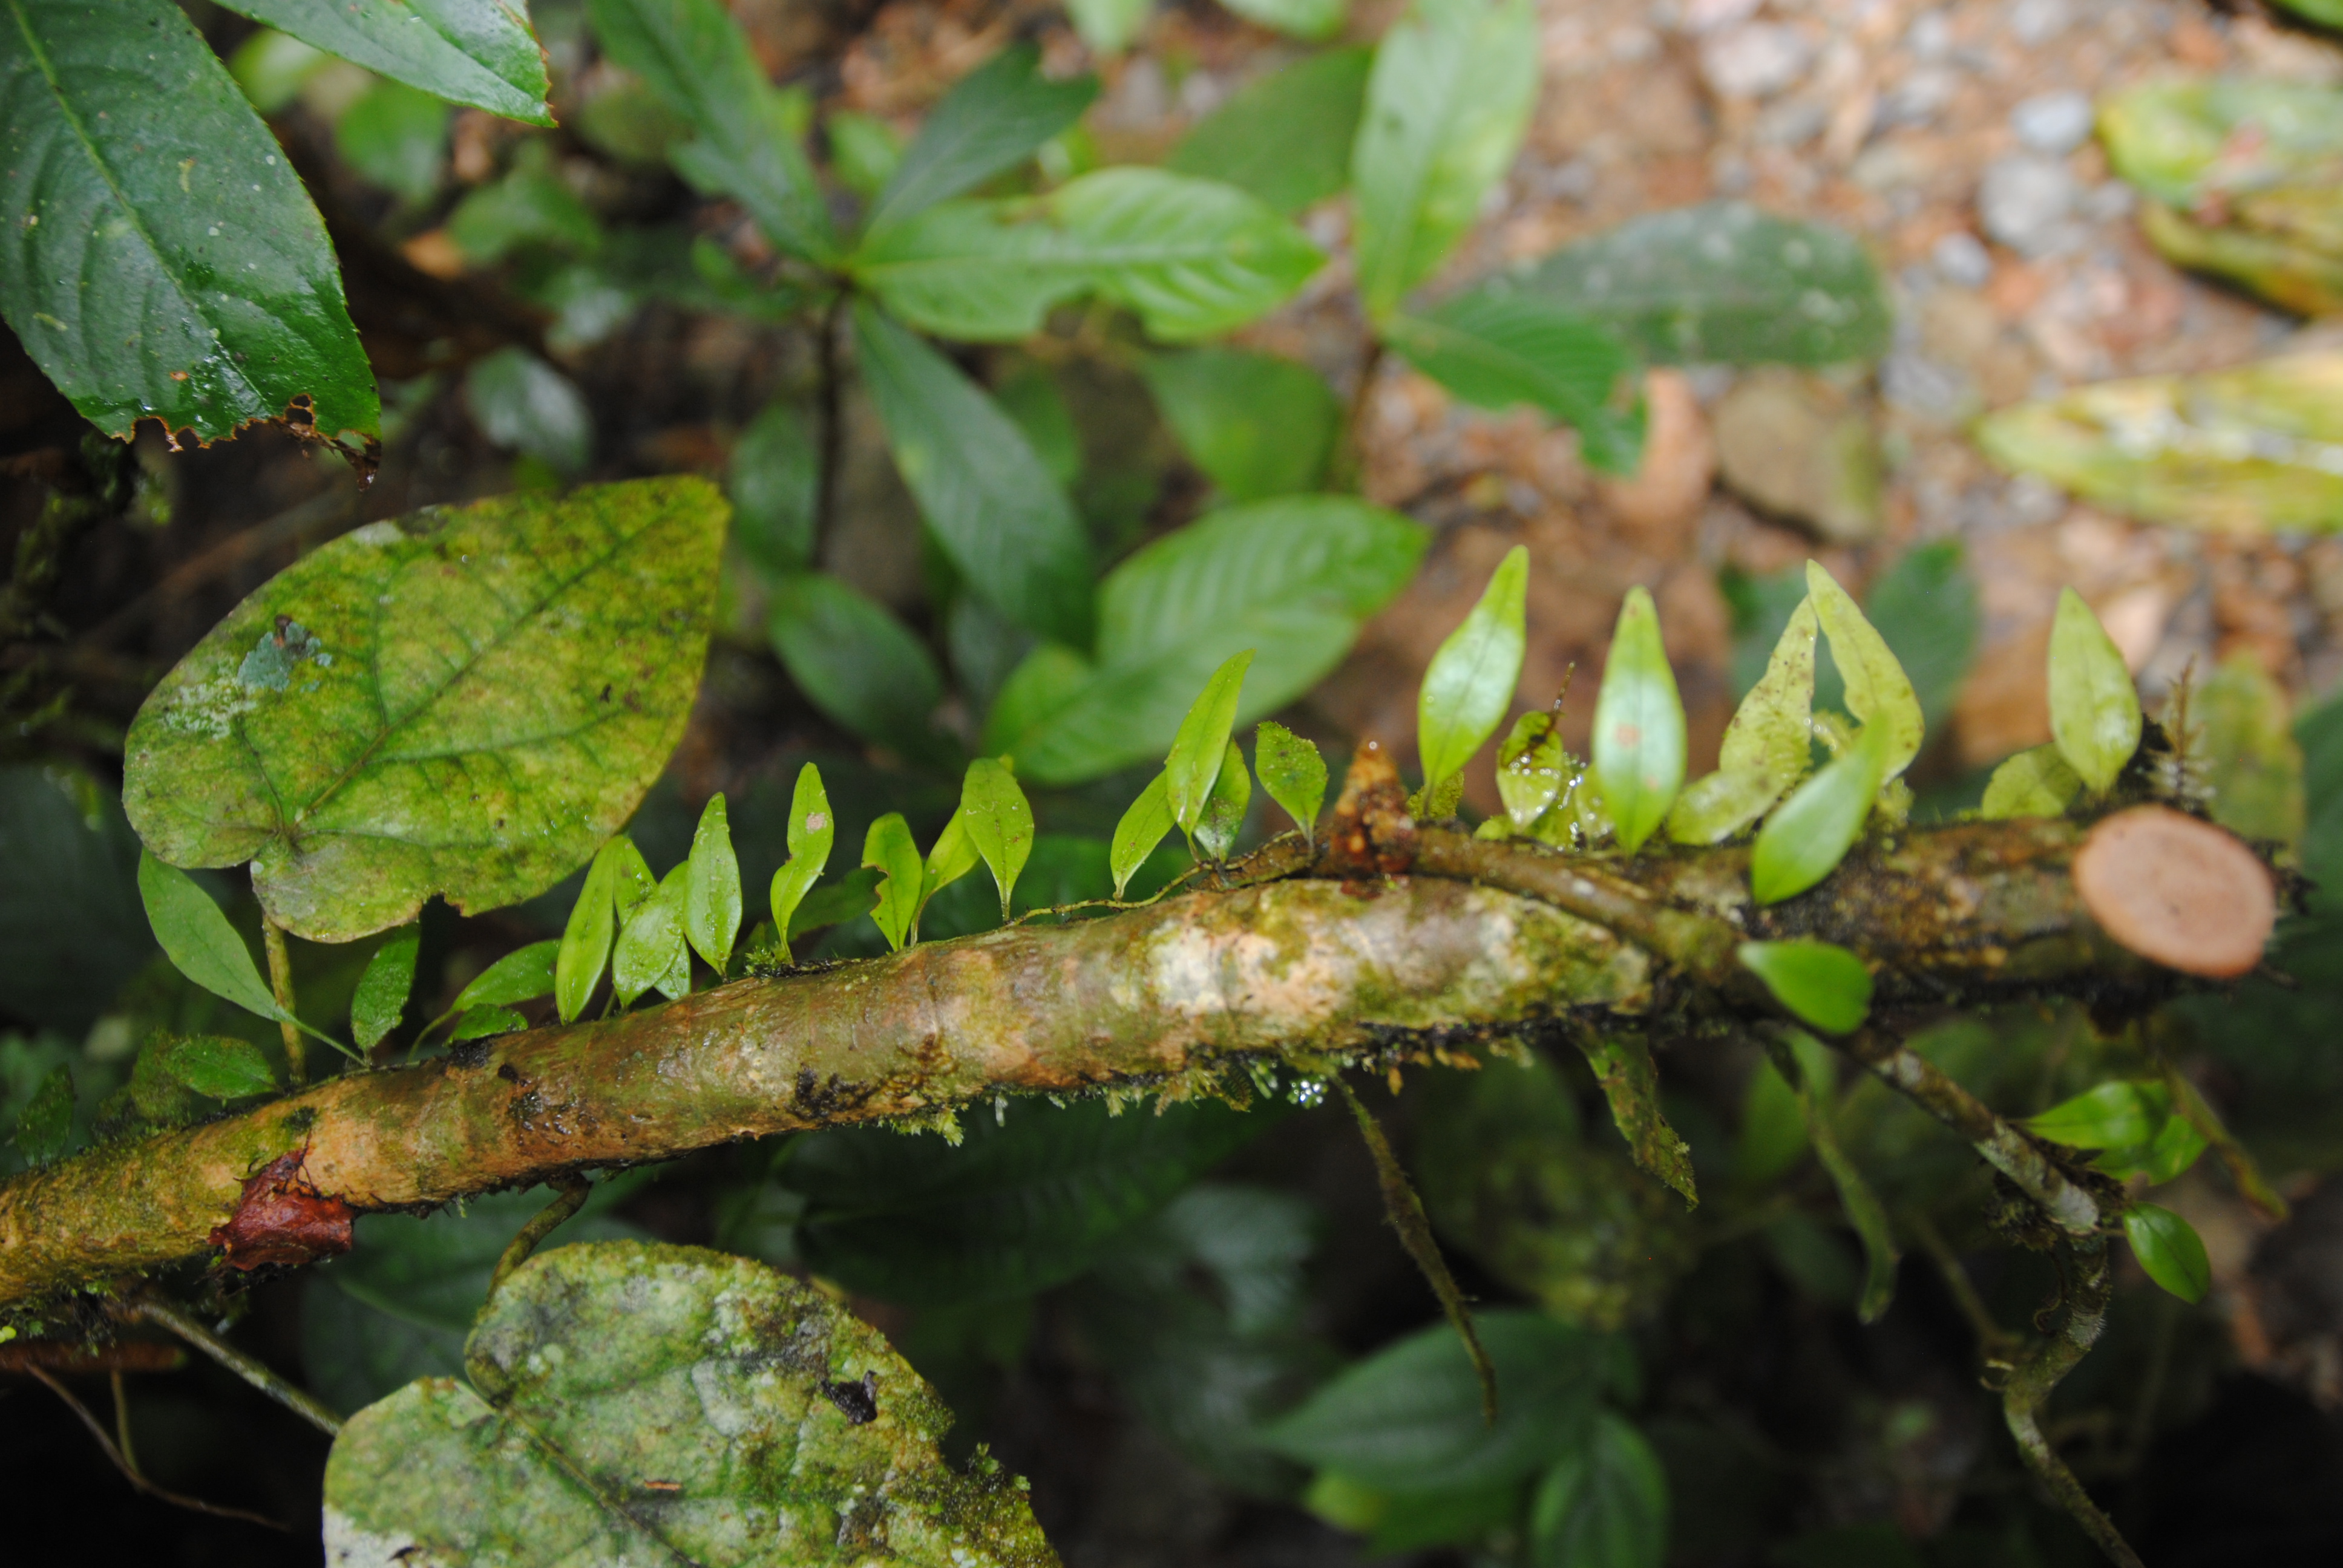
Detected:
[2125,1202,2211,1303]
[961,759,1035,920]
[2048,587,2144,795]
[1254,721,1329,843]
[862,814,923,952]
[1194,742,1253,863]
[685,793,743,975]
[1981,743,2083,820]
[1806,561,1924,779]
[1496,710,1567,831]
[1590,587,1686,854]
[155,1034,278,1100]
[1166,651,1254,835]
[1719,596,1817,794]
[351,926,421,1051]
[1737,941,1873,1035]
[2028,1081,2163,1151]
[612,864,690,1005]
[1110,771,1175,898]
[1418,544,1529,805]
[765,763,835,966]
[451,939,560,1014]
[1749,719,1892,906]
[1665,766,1783,846]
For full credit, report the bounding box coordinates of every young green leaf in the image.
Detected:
[1255,722,1329,843]
[684,793,743,975]
[556,841,621,1023]
[2097,1111,2210,1187]
[352,926,421,1051]
[868,42,1098,229]
[1167,652,1255,837]
[1749,719,1892,906]
[154,1034,278,1100]
[448,1005,528,1042]
[1529,1411,1670,1568]
[1165,46,1372,217]
[1663,768,1780,846]
[448,942,557,1014]
[2048,586,2143,794]
[1590,587,1686,854]
[765,763,835,966]
[961,760,1035,921]
[1351,0,1540,321]
[2027,1081,2164,1151]
[1383,296,1642,475]
[767,572,945,755]
[218,0,552,123]
[1194,742,1252,863]
[1111,772,1176,898]
[2125,1203,2212,1303]
[1418,546,1529,806]
[1806,561,1924,780]
[1719,596,1818,795]
[612,864,690,1006]
[863,814,925,952]
[1496,710,1568,830]
[606,837,657,924]
[11,1065,72,1166]
[1980,743,2083,821]
[137,853,292,1028]
[1140,349,1343,501]
[920,809,981,918]
[825,109,902,200]
[1737,941,1873,1036]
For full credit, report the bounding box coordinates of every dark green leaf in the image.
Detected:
[862,813,923,952]
[218,0,552,123]
[1418,544,1527,805]
[1572,1031,1697,1207]
[556,839,624,1024]
[1529,1413,1668,1568]
[2049,586,2143,795]
[334,79,449,204]
[2125,1202,2211,1303]
[767,572,945,753]
[154,1033,277,1099]
[1807,561,1923,781]
[853,304,1093,645]
[136,852,289,1027]
[993,363,1083,490]
[1737,940,1872,1036]
[787,867,880,941]
[1749,718,1892,906]
[1384,297,1642,474]
[990,497,1427,784]
[727,399,818,577]
[1256,722,1328,843]
[685,792,742,974]
[448,1004,526,1041]
[451,939,559,1012]
[765,763,835,964]
[1506,203,1892,365]
[784,1093,1271,1305]
[1166,47,1371,217]
[124,479,725,942]
[870,43,1098,228]
[1590,587,1686,854]
[1864,541,1979,736]
[585,0,836,260]
[1141,348,1341,500]
[1261,1312,1605,1491]
[851,169,1325,342]
[464,347,591,474]
[611,863,688,1005]
[0,766,153,1034]
[1110,771,1174,898]
[961,759,1034,920]
[10,1064,71,1166]
[0,0,378,442]
[1167,652,1253,836]
[351,926,420,1051]
[1194,740,1252,863]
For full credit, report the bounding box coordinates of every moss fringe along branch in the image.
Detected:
[0,815,2227,1311]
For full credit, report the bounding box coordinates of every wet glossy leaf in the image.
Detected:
[1505,202,1891,366]
[2196,654,2307,844]
[854,305,1093,645]
[1141,348,1342,501]
[1384,297,1642,474]
[1351,0,1540,321]
[1255,722,1328,843]
[1976,353,2343,534]
[0,0,377,443]
[853,169,1325,343]
[2048,587,2143,795]
[153,1033,277,1100]
[1806,561,1923,780]
[1529,1413,1668,1568]
[1769,1030,1896,1322]
[863,813,923,952]
[221,0,551,123]
[767,573,945,756]
[729,400,817,578]
[1573,1031,1697,1208]
[1194,742,1252,863]
[451,941,558,1012]
[1418,546,1529,804]
[765,763,835,965]
[987,497,1427,785]
[2125,1203,2211,1304]
[136,852,290,1029]
[1167,652,1254,837]
[612,864,689,1005]
[1166,47,1371,216]
[1979,743,2082,821]
[1497,711,1568,831]
[1663,768,1781,846]
[1111,772,1175,898]
[1749,719,1892,906]
[323,1242,1052,1564]
[1737,941,1872,1036]
[870,42,1098,228]
[1261,1311,1606,1491]
[1590,587,1685,854]
[685,793,742,974]
[586,0,836,260]
[124,480,725,943]
[11,1065,72,1166]
[351,926,420,1051]
[962,760,1034,920]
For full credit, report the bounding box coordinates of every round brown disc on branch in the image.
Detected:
[2073,805,2276,979]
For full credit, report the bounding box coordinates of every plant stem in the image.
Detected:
[29,1365,286,1530]
[126,1298,342,1437]
[2000,1236,2143,1568]
[489,1175,592,1298]
[261,916,306,1088]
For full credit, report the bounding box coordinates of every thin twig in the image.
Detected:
[124,1299,342,1437]
[261,915,306,1088]
[29,1365,287,1531]
[111,1369,137,1472]
[489,1175,592,1298]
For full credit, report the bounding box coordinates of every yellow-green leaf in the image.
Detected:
[1194,741,1251,863]
[1417,544,1528,805]
[960,759,1034,920]
[1979,743,2083,821]
[1166,651,1253,837]
[1496,710,1567,831]
[1719,596,1817,794]
[1737,940,1872,1035]
[1590,587,1685,854]
[2125,1203,2210,1303]
[684,792,742,975]
[863,814,923,952]
[1254,722,1327,843]
[612,863,689,1005]
[1749,719,1892,906]
[1110,771,1174,898]
[2048,587,2143,795]
[1806,561,1923,780]
[1665,766,1781,846]
[764,763,834,965]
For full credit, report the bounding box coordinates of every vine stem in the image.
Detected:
[2001,1236,2144,1568]
[488,1175,592,1298]
[28,1365,286,1530]
[124,1298,342,1438]
[261,916,306,1088]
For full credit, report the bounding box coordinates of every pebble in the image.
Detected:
[1700,24,1814,99]
[1933,230,1995,287]
[2010,90,2095,155]
[1978,154,2078,255]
